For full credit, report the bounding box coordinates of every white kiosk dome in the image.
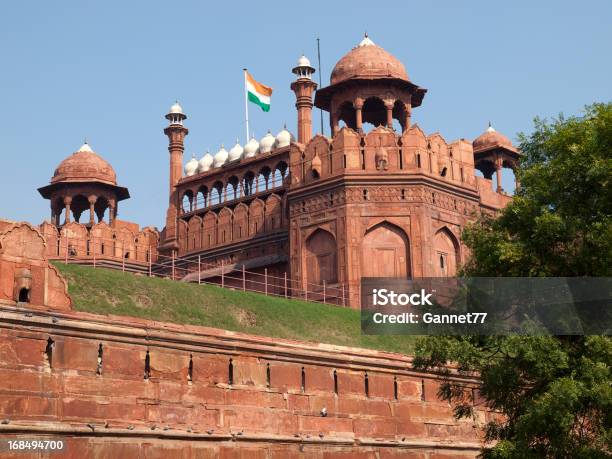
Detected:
[198,151,214,173]
[259,130,276,153]
[228,139,244,161]
[169,101,184,114]
[244,136,259,158]
[184,155,199,176]
[275,125,293,148]
[213,145,229,167]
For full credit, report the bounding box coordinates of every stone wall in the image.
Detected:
[0,303,489,458]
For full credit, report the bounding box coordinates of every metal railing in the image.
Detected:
[47,234,347,307]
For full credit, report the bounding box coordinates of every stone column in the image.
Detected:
[88,195,97,226]
[63,196,72,224]
[354,98,364,132]
[385,101,394,129]
[404,104,412,131]
[109,201,116,226]
[331,113,339,135]
[495,155,503,193]
[514,169,521,192]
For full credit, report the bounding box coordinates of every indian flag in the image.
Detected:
[246,71,272,112]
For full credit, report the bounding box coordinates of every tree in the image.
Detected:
[413,103,612,458]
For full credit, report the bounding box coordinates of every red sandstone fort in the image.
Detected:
[34,34,519,308]
[0,35,518,457]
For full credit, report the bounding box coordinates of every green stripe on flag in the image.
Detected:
[248,92,270,112]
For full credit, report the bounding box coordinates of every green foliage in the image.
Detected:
[54,262,415,355]
[414,103,612,458]
[462,102,612,277]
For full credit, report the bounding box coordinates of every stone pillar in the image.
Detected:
[291,78,317,144]
[88,195,97,226]
[404,104,412,131]
[109,201,116,226]
[385,101,394,129]
[495,156,503,193]
[63,196,72,224]
[331,113,339,135]
[354,99,364,132]
[514,169,521,192]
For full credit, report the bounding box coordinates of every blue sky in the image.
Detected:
[1,0,610,228]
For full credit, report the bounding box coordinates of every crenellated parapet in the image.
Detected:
[39,220,159,271]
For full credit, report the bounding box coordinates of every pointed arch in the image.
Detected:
[434,226,460,277]
[304,228,337,286]
[362,221,410,278]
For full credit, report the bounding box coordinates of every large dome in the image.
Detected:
[330,35,409,85]
[51,143,117,185]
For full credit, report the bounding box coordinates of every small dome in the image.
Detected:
[198,151,214,173]
[228,139,244,161]
[259,130,276,153]
[297,54,312,67]
[184,155,199,176]
[473,123,513,152]
[169,101,184,114]
[244,136,259,158]
[213,145,229,167]
[330,35,408,85]
[275,125,293,148]
[51,143,117,185]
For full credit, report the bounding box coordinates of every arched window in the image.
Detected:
[197,186,208,208]
[227,176,240,200]
[210,182,223,205]
[181,191,193,213]
[257,167,270,193]
[271,168,283,188]
[243,171,255,196]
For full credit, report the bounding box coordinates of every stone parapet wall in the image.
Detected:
[0,303,488,458]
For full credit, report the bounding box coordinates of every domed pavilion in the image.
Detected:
[314,34,427,133]
[38,142,130,227]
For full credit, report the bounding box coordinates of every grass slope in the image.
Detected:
[55,263,415,355]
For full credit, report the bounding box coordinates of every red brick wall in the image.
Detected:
[0,305,489,458]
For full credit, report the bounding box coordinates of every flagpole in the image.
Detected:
[243,68,250,144]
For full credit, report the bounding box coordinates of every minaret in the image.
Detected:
[161,101,188,254]
[291,55,317,144]
[164,101,188,194]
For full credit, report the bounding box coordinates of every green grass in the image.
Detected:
[54,262,416,355]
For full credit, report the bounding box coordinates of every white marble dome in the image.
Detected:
[169,101,184,114]
[213,145,229,167]
[297,54,312,67]
[243,136,259,158]
[228,140,244,161]
[198,151,214,173]
[259,130,276,153]
[275,125,293,148]
[184,155,199,176]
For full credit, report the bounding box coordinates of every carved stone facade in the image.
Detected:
[159,36,518,307]
[0,220,71,309]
